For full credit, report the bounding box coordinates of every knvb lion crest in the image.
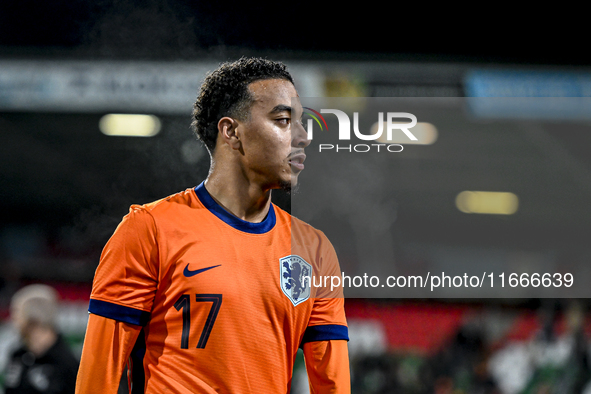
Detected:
[280,255,312,306]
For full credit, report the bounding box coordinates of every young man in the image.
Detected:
[5,284,79,394]
[76,58,350,393]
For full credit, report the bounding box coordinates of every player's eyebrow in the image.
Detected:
[269,104,292,114]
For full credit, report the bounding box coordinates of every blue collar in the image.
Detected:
[194,182,276,234]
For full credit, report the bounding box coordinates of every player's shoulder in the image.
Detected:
[139,188,196,212]
[272,204,329,243]
[127,188,197,219]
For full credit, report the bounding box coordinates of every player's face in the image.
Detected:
[236,79,310,191]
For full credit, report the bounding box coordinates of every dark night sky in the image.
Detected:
[0,1,586,66]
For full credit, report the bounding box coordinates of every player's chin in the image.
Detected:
[278,174,300,195]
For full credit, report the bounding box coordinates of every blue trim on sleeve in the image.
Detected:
[194,182,276,234]
[301,324,349,345]
[89,299,151,326]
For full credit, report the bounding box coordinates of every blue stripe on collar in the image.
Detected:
[194,182,276,234]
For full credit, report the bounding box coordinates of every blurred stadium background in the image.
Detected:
[1,2,591,393]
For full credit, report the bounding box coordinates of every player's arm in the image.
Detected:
[301,297,350,393]
[77,206,158,393]
[302,231,350,393]
[304,339,350,394]
[76,313,141,394]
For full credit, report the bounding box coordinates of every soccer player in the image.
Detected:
[75,57,350,393]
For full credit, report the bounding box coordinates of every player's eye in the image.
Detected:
[277,118,290,125]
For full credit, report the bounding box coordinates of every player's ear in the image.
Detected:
[218,117,241,150]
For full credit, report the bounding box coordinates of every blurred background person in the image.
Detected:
[3,284,78,394]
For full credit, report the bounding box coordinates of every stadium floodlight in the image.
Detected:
[99,114,161,137]
[455,191,519,215]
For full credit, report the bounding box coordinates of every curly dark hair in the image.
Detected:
[191,57,294,153]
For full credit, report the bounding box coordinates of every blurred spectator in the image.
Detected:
[429,325,500,394]
[2,284,78,394]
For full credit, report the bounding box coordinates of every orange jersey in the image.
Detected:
[88,182,348,393]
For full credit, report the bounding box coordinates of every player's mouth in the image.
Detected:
[288,153,306,171]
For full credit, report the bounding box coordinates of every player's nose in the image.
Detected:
[292,120,311,148]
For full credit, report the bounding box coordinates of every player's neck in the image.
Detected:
[204,171,272,223]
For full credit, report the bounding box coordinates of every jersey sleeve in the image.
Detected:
[88,205,159,325]
[76,314,142,394]
[304,340,351,394]
[302,232,349,344]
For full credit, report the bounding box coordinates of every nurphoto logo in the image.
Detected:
[303,107,418,153]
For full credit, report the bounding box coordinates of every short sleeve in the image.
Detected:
[302,232,348,344]
[89,205,159,326]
